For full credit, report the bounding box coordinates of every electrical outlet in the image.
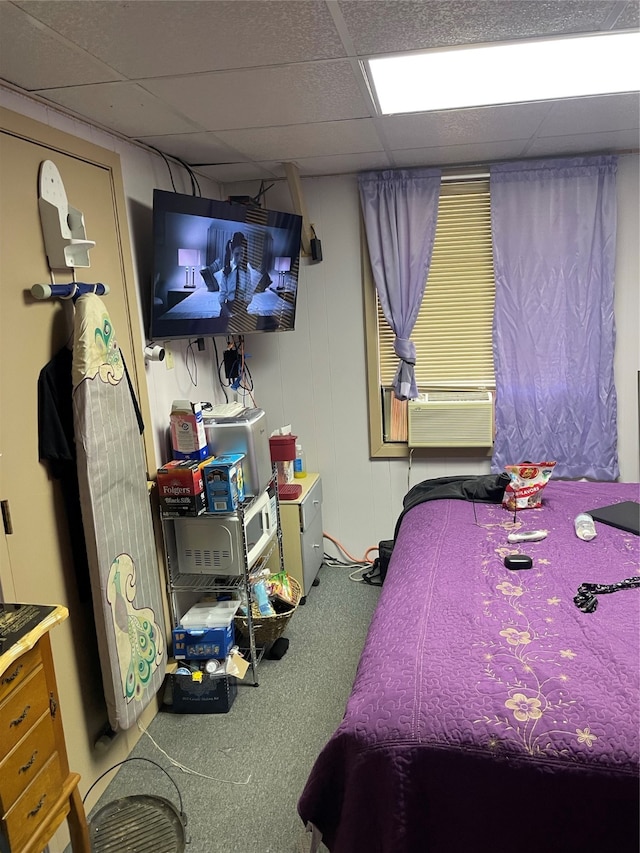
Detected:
[164,343,174,370]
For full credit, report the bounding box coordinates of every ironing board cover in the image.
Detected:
[72,294,165,731]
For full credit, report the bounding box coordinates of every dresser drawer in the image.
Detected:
[2,752,64,852]
[0,667,49,757]
[300,477,322,531]
[301,510,324,593]
[0,710,56,813]
[0,644,42,704]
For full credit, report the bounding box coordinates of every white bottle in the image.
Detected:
[293,442,306,478]
[574,513,597,541]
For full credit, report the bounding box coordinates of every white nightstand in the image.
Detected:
[278,473,323,602]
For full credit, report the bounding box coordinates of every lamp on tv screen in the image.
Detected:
[150,189,303,340]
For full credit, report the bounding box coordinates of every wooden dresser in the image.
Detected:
[0,603,90,853]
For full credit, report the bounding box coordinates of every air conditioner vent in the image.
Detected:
[408,391,494,448]
[425,390,490,403]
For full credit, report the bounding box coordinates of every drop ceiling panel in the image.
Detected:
[136,132,247,165]
[264,151,394,177]
[197,162,282,183]
[0,2,122,90]
[536,93,640,136]
[378,102,552,150]
[215,119,384,161]
[337,0,625,55]
[613,2,640,28]
[33,81,201,137]
[13,0,347,79]
[525,128,640,156]
[392,139,530,168]
[142,61,370,130]
[1,0,637,183]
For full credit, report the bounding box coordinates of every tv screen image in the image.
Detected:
[150,190,303,340]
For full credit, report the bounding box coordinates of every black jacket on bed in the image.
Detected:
[395,472,509,550]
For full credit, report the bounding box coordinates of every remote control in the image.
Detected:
[507,530,548,543]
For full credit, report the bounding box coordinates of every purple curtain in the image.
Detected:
[490,156,619,480]
[358,168,441,400]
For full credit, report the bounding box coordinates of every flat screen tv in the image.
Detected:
[150,189,303,340]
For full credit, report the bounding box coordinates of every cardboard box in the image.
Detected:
[159,492,207,518]
[170,400,208,461]
[163,672,237,714]
[172,624,235,660]
[202,453,245,513]
[157,458,212,517]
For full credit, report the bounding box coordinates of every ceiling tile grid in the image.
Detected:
[34,80,202,137]
[0,2,123,90]
[140,61,371,130]
[11,0,348,78]
[0,0,637,182]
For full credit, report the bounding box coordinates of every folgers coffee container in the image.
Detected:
[157,458,211,517]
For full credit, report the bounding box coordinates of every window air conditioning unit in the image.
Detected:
[407,391,494,448]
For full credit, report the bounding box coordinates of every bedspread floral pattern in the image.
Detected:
[472,504,633,763]
[344,483,638,777]
[299,483,639,853]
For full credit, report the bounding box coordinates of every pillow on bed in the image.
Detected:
[200,261,221,291]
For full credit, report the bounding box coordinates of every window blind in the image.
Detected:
[378,179,496,391]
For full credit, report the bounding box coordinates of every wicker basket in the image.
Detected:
[234,576,301,647]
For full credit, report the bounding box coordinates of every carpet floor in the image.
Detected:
[84,564,380,853]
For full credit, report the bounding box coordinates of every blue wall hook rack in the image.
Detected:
[31,282,110,301]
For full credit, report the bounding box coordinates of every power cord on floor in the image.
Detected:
[136,720,252,785]
[323,532,378,582]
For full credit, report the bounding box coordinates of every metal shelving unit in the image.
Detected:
[160,476,284,685]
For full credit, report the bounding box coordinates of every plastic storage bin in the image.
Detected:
[180,600,241,629]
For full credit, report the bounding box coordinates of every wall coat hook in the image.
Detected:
[38,160,96,269]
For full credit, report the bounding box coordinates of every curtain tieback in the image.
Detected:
[394,338,416,364]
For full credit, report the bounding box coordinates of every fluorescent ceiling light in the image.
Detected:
[367,32,640,115]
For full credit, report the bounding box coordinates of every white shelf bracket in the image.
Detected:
[38,160,96,269]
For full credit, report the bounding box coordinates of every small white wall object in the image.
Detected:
[144,344,165,362]
[38,160,96,269]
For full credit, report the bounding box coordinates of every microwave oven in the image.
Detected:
[174,485,277,576]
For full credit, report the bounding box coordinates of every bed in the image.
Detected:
[158,284,293,321]
[298,479,639,853]
[159,288,223,319]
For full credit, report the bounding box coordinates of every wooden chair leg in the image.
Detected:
[67,778,91,853]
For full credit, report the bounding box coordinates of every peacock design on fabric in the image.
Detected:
[93,313,124,384]
[107,553,164,702]
[71,294,125,388]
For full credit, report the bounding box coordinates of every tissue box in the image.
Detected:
[170,400,208,461]
[202,453,245,512]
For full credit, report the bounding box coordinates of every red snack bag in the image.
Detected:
[502,461,556,511]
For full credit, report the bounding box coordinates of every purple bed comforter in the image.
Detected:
[298,481,639,853]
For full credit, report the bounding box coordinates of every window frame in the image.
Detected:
[362,174,496,459]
